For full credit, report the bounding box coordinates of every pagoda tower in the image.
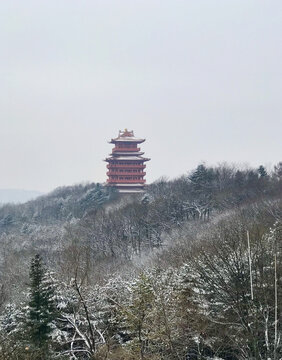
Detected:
[105,129,150,193]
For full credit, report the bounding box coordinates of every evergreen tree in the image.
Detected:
[123,273,155,359]
[188,164,216,197]
[273,162,282,180]
[258,165,268,178]
[0,303,21,334]
[25,254,56,352]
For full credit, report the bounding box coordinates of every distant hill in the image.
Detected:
[0,189,43,204]
[0,183,117,235]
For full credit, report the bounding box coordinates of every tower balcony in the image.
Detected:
[107,171,146,176]
[107,164,146,169]
[112,147,140,152]
[107,179,146,184]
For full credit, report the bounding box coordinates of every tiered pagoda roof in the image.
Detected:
[105,129,150,193]
[109,129,145,144]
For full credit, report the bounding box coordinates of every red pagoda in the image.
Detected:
[105,129,150,193]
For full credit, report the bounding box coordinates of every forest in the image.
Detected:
[0,162,281,360]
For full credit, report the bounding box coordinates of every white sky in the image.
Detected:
[0,0,281,192]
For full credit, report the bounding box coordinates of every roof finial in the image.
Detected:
[119,129,134,137]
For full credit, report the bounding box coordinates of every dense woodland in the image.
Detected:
[0,162,281,359]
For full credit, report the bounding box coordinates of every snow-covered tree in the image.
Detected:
[24,254,57,351]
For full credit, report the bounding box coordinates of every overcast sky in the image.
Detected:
[0,1,281,192]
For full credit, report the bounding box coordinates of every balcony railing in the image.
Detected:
[112,147,140,152]
[107,171,146,176]
[107,179,146,184]
[107,164,146,169]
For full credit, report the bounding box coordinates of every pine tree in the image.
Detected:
[273,162,282,180]
[123,273,155,359]
[258,165,268,178]
[25,254,56,352]
[0,303,22,334]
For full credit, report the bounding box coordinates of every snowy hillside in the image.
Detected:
[0,163,281,359]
